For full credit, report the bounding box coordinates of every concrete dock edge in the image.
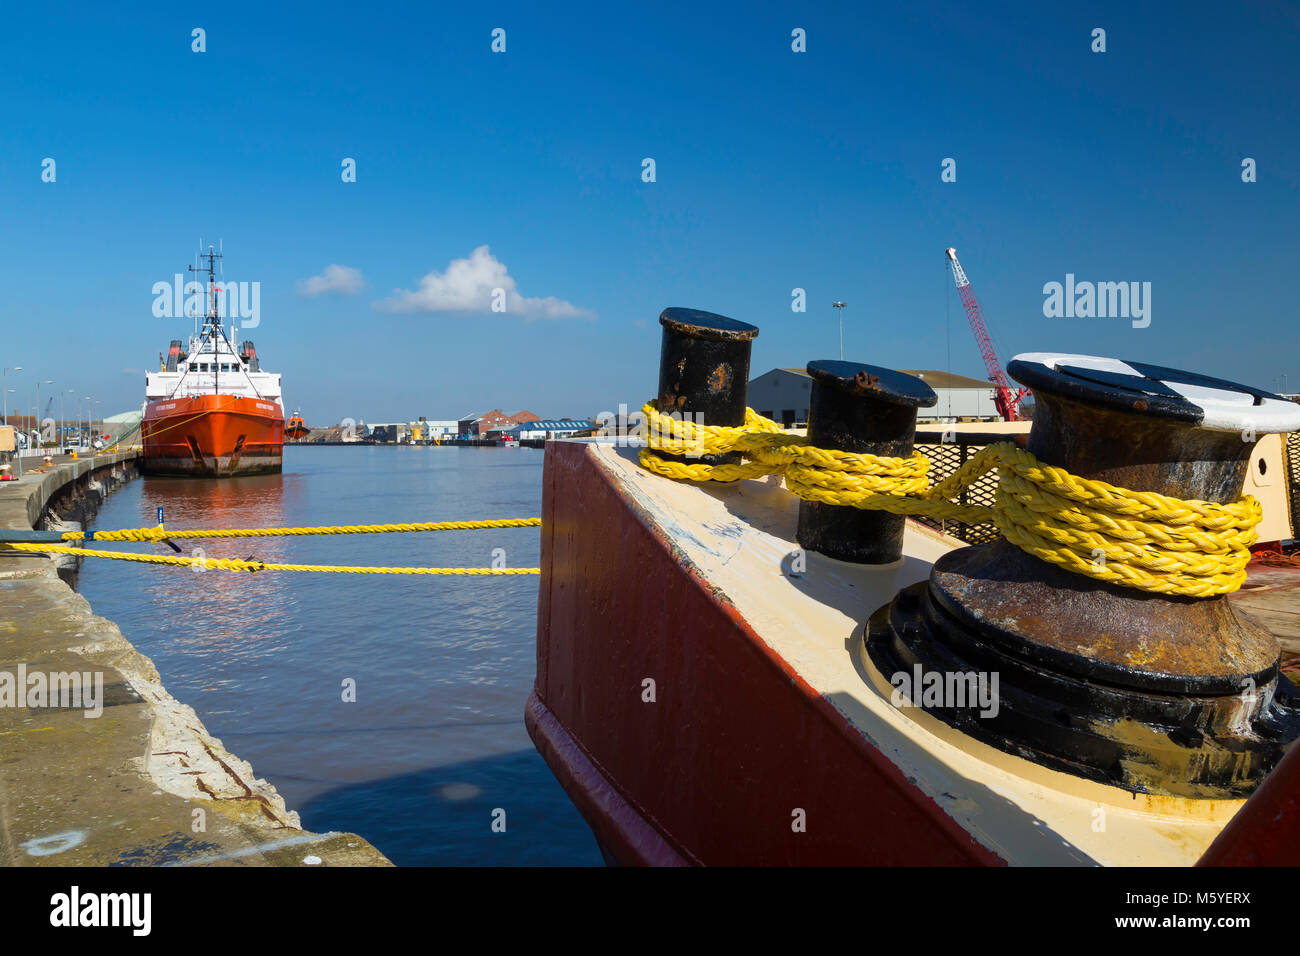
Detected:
[0,452,391,866]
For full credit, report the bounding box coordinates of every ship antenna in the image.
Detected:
[189,243,224,395]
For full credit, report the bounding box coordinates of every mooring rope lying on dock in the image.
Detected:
[638,401,1261,598]
[0,518,543,575]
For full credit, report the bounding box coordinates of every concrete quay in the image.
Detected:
[0,452,391,866]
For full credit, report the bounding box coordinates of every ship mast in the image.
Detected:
[189,244,223,395]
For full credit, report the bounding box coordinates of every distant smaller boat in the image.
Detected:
[286,410,309,441]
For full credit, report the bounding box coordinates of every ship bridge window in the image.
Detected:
[221,363,231,372]
[188,363,198,371]
[200,363,210,372]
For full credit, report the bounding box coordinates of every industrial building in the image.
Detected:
[901,370,1001,421]
[506,419,594,440]
[412,419,459,441]
[747,368,813,426]
[459,409,541,438]
[747,368,1000,424]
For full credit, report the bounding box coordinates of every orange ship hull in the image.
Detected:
[142,394,284,477]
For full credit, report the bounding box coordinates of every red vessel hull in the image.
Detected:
[142,394,284,477]
[528,440,1002,866]
[530,440,1300,866]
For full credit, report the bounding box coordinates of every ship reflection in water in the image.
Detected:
[76,446,601,866]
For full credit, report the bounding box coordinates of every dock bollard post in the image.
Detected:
[654,308,759,468]
[795,361,936,564]
[866,354,1300,798]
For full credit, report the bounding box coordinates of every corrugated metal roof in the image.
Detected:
[516,419,592,430]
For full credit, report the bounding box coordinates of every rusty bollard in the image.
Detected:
[795,361,936,564]
[654,308,759,469]
[865,353,1300,798]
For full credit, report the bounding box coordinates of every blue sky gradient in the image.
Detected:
[2,0,1298,423]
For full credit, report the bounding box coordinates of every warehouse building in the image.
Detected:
[506,419,594,440]
[747,367,1000,424]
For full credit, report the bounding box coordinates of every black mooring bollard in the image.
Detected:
[866,353,1300,798]
[654,308,759,468]
[795,361,937,564]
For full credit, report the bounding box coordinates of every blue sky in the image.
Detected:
[2,0,1298,424]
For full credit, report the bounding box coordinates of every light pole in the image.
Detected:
[1,366,20,425]
[832,301,847,361]
[35,379,52,448]
[60,389,74,452]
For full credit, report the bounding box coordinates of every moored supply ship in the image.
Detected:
[528,307,1300,866]
[143,248,285,477]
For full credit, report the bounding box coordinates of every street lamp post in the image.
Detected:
[1,366,20,426]
[60,389,74,453]
[35,379,53,448]
[832,302,847,361]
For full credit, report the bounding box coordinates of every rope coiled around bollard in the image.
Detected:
[637,402,1261,599]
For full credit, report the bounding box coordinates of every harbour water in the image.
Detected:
[75,445,602,866]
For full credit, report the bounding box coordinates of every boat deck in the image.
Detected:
[1233,563,1300,673]
[574,440,1296,866]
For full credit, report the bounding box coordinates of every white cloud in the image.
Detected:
[297,264,365,296]
[376,245,594,320]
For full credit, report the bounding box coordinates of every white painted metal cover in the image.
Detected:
[1013,352,1300,433]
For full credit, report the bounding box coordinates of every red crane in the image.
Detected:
[945,247,1028,422]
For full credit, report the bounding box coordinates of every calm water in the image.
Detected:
[76,445,601,866]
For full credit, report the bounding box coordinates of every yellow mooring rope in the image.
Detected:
[0,518,542,575]
[62,517,543,542]
[0,543,538,575]
[637,402,1261,599]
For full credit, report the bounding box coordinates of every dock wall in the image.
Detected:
[0,453,390,866]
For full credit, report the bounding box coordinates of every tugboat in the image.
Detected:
[286,410,309,441]
[528,307,1300,866]
[142,247,285,477]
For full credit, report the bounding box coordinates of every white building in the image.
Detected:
[747,368,813,427]
[411,420,458,442]
[901,370,1000,421]
[747,367,1001,425]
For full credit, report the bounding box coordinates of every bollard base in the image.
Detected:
[865,571,1300,799]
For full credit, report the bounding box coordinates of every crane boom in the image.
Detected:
[945,247,1024,422]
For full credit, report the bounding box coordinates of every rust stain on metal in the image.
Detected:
[852,370,881,392]
[707,364,732,392]
[868,357,1300,797]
